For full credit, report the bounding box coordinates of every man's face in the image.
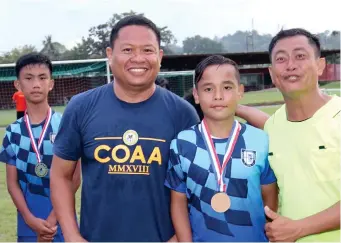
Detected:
[15,64,54,104]
[193,64,243,122]
[106,25,163,89]
[269,35,325,98]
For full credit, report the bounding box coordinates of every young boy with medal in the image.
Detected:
[165,55,278,242]
[0,53,81,242]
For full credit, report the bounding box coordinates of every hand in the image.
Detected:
[264,206,303,242]
[38,232,57,242]
[26,216,57,236]
[46,213,57,228]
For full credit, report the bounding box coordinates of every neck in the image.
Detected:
[113,80,156,103]
[204,117,235,138]
[26,101,50,124]
[284,89,331,121]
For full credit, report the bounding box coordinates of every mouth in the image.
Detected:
[31,92,43,95]
[210,105,227,110]
[127,68,148,75]
[284,75,300,81]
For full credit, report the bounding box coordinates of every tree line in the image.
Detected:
[0,10,340,64]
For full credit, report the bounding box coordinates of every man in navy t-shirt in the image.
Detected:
[50,15,199,242]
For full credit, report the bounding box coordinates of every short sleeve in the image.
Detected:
[0,127,17,166]
[53,96,83,162]
[165,139,187,193]
[260,134,277,185]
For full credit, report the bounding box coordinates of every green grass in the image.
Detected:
[320,81,340,89]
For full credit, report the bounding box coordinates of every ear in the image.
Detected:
[159,48,164,67]
[238,84,244,100]
[317,57,326,76]
[49,79,55,91]
[106,47,113,61]
[268,66,277,86]
[193,87,200,104]
[14,80,21,91]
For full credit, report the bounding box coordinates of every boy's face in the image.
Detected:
[193,64,243,122]
[14,64,54,104]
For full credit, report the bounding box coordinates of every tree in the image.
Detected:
[183,35,223,54]
[40,35,67,60]
[0,45,37,64]
[73,10,177,58]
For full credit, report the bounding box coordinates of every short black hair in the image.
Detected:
[269,28,321,60]
[15,52,52,78]
[194,55,240,85]
[109,15,161,47]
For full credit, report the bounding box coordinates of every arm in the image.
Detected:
[261,183,278,213]
[297,201,340,238]
[171,191,192,242]
[50,156,85,242]
[265,202,340,242]
[235,104,270,129]
[50,96,86,242]
[6,164,55,236]
[47,160,81,226]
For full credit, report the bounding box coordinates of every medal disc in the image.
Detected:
[211,192,231,213]
[35,163,48,177]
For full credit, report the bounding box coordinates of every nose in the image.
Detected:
[32,77,41,89]
[214,89,223,101]
[286,57,298,72]
[130,50,145,63]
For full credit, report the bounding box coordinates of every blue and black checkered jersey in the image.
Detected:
[0,110,64,239]
[165,123,277,242]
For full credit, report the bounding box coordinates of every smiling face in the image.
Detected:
[269,35,325,98]
[193,64,244,122]
[106,25,163,90]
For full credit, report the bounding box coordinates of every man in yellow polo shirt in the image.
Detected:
[236,28,340,242]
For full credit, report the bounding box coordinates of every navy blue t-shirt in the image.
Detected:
[53,83,199,242]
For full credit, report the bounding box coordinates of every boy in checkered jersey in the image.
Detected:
[0,53,81,242]
[165,55,278,242]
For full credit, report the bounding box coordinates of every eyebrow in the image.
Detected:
[274,47,307,56]
[200,80,236,86]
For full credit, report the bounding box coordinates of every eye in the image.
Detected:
[122,48,132,53]
[276,57,285,62]
[224,86,233,90]
[204,87,212,92]
[144,48,154,53]
[296,54,306,60]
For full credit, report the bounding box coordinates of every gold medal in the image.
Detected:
[211,192,231,213]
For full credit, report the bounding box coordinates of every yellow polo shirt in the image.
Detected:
[264,95,340,242]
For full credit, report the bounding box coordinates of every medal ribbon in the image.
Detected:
[201,119,241,192]
[24,108,52,163]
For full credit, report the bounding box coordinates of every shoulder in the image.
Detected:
[5,119,22,133]
[172,125,199,147]
[243,123,268,139]
[264,104,286,132]
[65,83,111,113]
[159,87,196,112]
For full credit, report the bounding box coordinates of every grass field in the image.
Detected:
[0,83,340,241]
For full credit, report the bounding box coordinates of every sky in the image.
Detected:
[0,0,339,53]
